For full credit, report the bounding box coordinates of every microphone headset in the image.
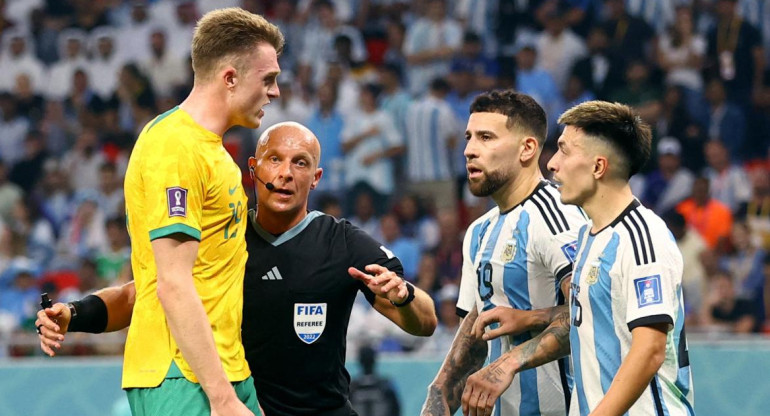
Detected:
[248,164,275,191]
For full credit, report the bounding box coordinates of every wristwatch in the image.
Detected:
[391,281,416,307]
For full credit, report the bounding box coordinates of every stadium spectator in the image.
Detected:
[656,85,707,172]
[514,43,562,131]
[94,217,130,284]
[403,0,463,95]
[639,137,695,214]
[86,27,123,100]
[0,29,45,94]
[701,270,758,333]
[704,77,748,160]
[305,82,345,203]
[140,27,188,99]
[0,160,22,224]
[0,92,30,166]
[608,60,662,125]
[570,25,624,100]
[706,0,764,105]
[349,190,382,240]
[46,28,89,100]
[678,175,734,249]
[380,212,421,282]
[297,0,367,88]
[657,6,706,97]
[602,0,656,64]
[349,344,402,416]
[13,73,44,124]
[404,78,459,211]
[664,209,708,322]
[341,83,403,213]
[703,139,753,213]
[721,221,767,320]
[741,167,770,250]
[535,9,588,92]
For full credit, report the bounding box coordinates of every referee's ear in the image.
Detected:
[310,167,323,190]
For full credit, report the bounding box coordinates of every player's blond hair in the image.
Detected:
[191,8,284,81]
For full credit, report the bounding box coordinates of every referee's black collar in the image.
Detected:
[249,209,323,246]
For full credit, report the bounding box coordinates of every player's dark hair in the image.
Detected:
[558,101,652,178]
[469,90,548,145]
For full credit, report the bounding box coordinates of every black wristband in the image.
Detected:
[68,294,108,334]
[391,281,416,307]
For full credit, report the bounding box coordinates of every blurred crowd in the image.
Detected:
[1,0,770,358]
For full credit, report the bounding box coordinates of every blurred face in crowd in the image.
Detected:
[97,37,114,58]
[380,214,401,242]
[692,177,710,205]
[704,141,729,170]
[586,28,608,54]
[150,31,167,56]
[397,195,419,222]
[674,7,694,35]
[515,47,536,71]
[427,0,446,22]
[730,222,752,251]
[317,82,337,110]
[66,38,83,59]
[705,79,726,105]
[251,123,322,221]
[465,112,524,198]
[548,126,599,206]
[10,36,25,57]
[355,192,374,220]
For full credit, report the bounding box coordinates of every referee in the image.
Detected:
[36,122,438,416]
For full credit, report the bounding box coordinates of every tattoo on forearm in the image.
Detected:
[423,308,488,415]
[481,355,510,384]
[518,309,571,371]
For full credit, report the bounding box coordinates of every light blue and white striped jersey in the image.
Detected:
[569,200,695,416]
[405,95,460,182]
[458,181,587,416]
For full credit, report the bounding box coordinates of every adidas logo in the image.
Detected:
[261,266,283,280]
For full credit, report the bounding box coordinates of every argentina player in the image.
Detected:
[548,102,694,416]
[423,90,588,416]
[472,101,695,416]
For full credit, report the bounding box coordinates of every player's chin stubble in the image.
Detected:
[468,170,509,197]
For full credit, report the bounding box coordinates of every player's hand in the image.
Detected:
[461,358,515,416]
[210,396,254,416]
[35,303,71,357]
[348,264,409,304]
[471,306,533,341]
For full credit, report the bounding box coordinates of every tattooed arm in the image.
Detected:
[421,308,488,416]
[461,308,571,415]
[461,277,573,416]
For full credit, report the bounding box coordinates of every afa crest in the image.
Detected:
[501,239,517,263]
[586,262,600,285]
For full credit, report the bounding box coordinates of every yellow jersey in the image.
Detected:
[122,106,250,388]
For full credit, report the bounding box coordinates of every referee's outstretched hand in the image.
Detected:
[349,264,409,304]
[35,303,71,357]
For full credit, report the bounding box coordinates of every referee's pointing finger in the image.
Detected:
[347,267,372,284]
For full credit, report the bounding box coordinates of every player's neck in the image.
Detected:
[493,168,542,212]
[179,85,229,137]
[583,181,635,233]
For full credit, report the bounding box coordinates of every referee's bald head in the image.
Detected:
[256,121,321,167]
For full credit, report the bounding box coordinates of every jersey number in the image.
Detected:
[571,287,582,327]
[224,201,242,239]
[477,262,494,300]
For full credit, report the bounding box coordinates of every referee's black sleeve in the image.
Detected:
[343,220,405,306]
